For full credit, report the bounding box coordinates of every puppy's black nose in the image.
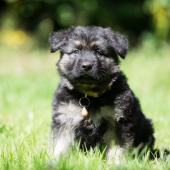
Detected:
[81,62,93,71]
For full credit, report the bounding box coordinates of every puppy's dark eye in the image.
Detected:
[73,49,80,54]
[95,49,103,55]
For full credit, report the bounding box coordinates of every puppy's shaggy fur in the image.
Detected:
[49,26,155,161]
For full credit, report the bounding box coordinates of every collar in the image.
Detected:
[83,79,115,97]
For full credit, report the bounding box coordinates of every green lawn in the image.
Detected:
[0,43,170,170]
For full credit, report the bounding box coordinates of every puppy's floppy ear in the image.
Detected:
[49,31,67,53]
[104,28,128,59]
[49,28,74,53]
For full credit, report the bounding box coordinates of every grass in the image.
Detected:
[0,43,170,170]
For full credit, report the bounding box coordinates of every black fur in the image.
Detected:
[49,26,155,158]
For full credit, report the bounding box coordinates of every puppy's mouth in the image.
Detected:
[76,75,98,84]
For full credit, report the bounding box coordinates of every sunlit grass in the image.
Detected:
[0,44,170,169]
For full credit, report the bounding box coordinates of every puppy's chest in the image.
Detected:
[57,101,115,127]
[90,106,114,125]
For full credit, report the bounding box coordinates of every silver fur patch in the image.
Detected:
[113,107,124,121]
[56,101,83,126]
[58,54,70,75]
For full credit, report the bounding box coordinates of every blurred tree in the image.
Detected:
[12,0,151,39]
[145,0,170,41]
[0,0,169,47]
[0,0,7,26]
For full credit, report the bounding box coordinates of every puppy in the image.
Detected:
[48,26,155,162]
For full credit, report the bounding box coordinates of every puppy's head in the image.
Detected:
[49,26,128,96]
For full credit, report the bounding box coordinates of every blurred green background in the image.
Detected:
[0,0,170,47]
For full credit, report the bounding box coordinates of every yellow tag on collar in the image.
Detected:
[81,107,88,117]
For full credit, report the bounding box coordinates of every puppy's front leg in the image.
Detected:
[50,124,75,159]
[49,102,83,159]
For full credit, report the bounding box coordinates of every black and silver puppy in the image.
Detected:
[49,26,155,162]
